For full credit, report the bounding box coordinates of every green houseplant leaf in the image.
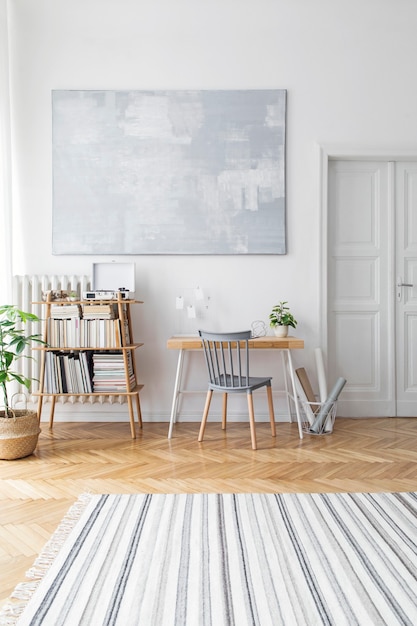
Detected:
[269,301,297,329]
[0,305,44,417]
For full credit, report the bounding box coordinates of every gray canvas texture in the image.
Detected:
[52,89,286,255]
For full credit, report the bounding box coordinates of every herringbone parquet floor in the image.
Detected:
[1,417,417,608]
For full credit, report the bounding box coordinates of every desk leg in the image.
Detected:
[280,351,292,422]
[168,349,185,439]
[285,349,304,439]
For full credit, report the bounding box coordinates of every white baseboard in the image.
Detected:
[39,406,294,424]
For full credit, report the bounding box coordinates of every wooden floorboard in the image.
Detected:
[1,417,417,607]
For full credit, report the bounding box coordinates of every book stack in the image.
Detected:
[47,318,122,348]
[79,319,121,348]
[50,304,81,319]
[82,304,118,319]
[47,318,82,348]
[92,352,136,392]
[44,351,93,394]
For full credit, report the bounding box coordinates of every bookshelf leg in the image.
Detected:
[37,396,43,423]
[49,396,56,429]
[127,396,136,439]
[135,392,143,429]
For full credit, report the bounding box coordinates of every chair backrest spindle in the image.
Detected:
[199,330,252,389]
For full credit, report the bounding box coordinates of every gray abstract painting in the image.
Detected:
[52,89,286,255]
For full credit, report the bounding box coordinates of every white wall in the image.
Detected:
[7,0,417,421]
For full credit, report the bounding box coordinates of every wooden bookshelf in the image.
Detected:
[33,294,144,438]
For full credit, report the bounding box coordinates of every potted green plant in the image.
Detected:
[269,301,297,337]
[0,305,44,459]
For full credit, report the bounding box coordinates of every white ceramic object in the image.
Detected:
[273,325,289,338]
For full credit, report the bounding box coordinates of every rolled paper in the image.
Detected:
[310,377,346,434]
[294,372,315,425]
[314,347,327,403]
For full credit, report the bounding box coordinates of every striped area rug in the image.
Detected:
[2,492,417,626]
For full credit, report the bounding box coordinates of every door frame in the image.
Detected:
[318,145,417,414]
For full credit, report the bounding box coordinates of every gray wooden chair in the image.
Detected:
[198,330,276,450]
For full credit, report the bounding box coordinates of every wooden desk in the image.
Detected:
[166,335,305,439]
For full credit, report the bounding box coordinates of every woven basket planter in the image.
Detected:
[0,410,41,460]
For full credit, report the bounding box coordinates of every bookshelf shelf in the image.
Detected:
[34,343,144,351]
[33,295,144,438]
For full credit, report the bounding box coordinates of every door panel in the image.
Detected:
[328,160,394,417]
[396,163,417,416]
[333,312,379,387]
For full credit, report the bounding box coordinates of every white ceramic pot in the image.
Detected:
[273,325,289,338]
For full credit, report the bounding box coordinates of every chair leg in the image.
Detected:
[198,390,213,442]
[222,393,227,430]
[267,385,276,437]
[247,392,257,450]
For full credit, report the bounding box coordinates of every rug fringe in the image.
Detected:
[26,492,93,581]
[0,602,26,626]
[0,493,94,626]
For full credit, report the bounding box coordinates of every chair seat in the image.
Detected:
[209,375,272,393]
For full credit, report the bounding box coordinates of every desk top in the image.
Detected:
[167,335,304,350]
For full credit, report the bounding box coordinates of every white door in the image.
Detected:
[328,160,395,417]
[328,159,417,417]
[395,162,417,416]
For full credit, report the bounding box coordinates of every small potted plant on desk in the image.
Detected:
[269,301,297,338]
[0,305,44,460]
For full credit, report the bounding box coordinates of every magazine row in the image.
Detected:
[44,350,136,394]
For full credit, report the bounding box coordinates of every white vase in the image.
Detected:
[273,325,289,338]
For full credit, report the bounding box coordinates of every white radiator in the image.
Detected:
[10,274,129,407]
